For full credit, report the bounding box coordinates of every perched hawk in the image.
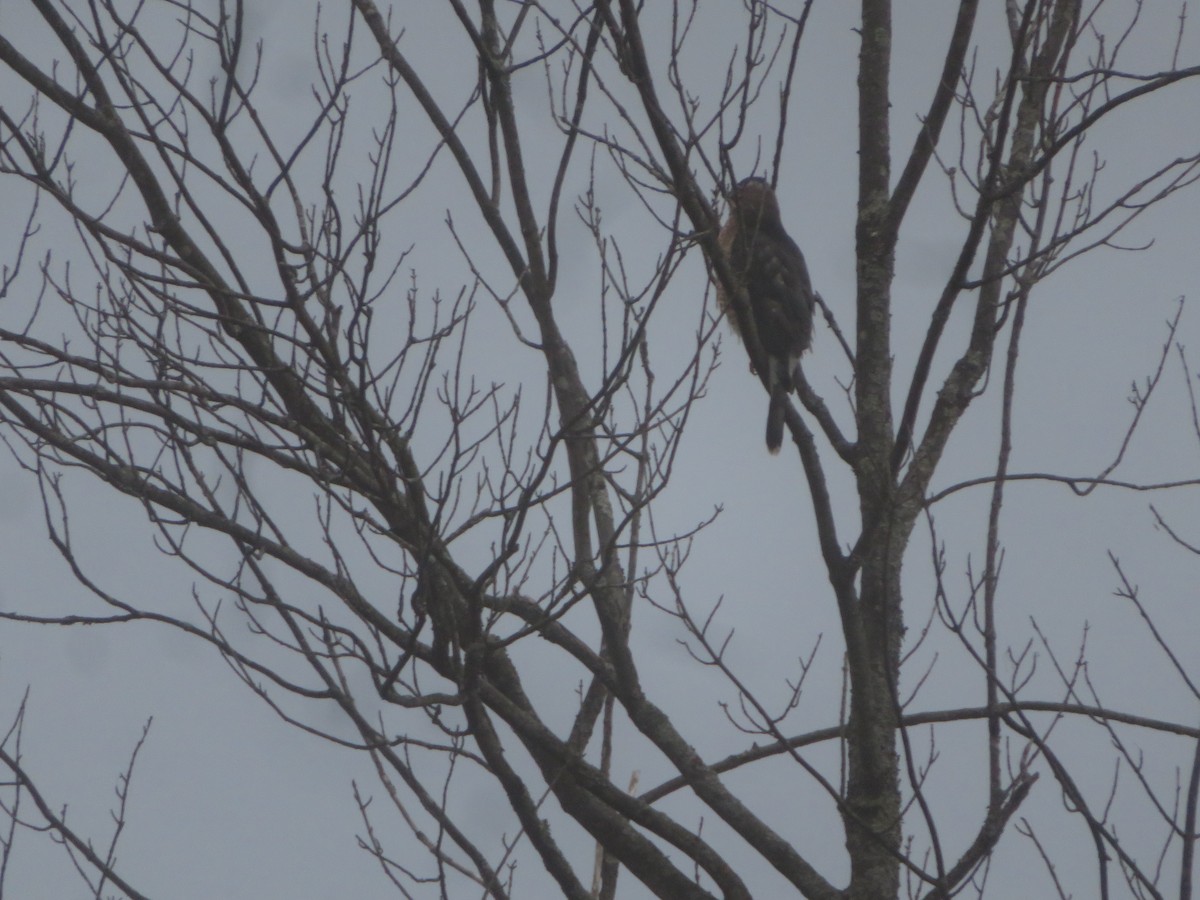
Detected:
[716,177,815,453]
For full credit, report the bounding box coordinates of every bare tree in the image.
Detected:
[1,1,1199,897]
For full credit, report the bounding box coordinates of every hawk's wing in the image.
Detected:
[742,228,814,365]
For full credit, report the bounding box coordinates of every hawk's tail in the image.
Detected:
[766,380,787,454]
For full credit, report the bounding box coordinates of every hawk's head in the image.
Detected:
[728,176,782,227]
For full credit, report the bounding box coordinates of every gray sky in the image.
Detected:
[1,2,1198,898]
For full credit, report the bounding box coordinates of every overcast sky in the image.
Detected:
[1,2,1198,898]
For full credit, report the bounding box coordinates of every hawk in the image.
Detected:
[715,176,815,453]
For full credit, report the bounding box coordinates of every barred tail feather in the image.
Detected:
[766,381,787,454]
